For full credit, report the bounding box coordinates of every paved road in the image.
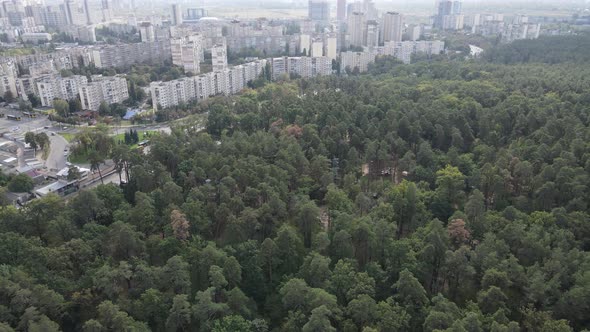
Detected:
[46,134,68,171]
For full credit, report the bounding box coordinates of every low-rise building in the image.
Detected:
[35,180,78,197]
[21,32,52,43]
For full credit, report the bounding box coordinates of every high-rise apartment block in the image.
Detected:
[64,0,91,25]
[171,36,204,74]
[366,21,379,48]
[311,40,324,57]
[308,0,329,21]
[150,59,266,111]
[340,50,378,73]
[434,0,462,30]
[171,4,183,26]
[79,75,129,111]
[348,12,366,47]
[381,12,403,44]
[325,36,338,60]
[271,56,332,80]
[383,40,445,64]
[337,0,346,21]
[299,34,311,55]
[36,75,87,107]
[0,61,18,99]
[211,44,228,72]
[139,22,155,42]
[90,41,171,68]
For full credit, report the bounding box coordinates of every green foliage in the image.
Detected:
[0,36,588,332]
[7,174,33,192]
[52,99,69,117]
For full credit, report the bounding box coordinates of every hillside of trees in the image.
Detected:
[484,33,590,64]
[1,36,590,332]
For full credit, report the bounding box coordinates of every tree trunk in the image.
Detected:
[97,166,104,184]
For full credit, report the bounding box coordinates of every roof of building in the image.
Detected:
[56,166,89,178]
[35,180,74,196]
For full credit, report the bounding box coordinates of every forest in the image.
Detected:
[1,34,590,331]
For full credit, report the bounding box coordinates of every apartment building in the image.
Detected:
[381,12,403,43]
[171,36,204,74]
[37,75,87,106]
[211,44,228,72]
[91,41,172,69]
[271,56,333,80]
[382,40,445,64]
[0,61,18,98]
[79,75,129,111]
[150,59,266,111]
[340,50,378,73]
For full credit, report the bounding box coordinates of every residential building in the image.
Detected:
[308,0,329,21]
[348,11,366,47]
[381,12,403,43]
[299,34,311,55]
[0,75,17,99]
[434,0,461,29]
[62,25,96,43]
[340,50,377,73]
[90,41,172,68]
[503,23,541,42]
[384,40,445,64]
[311,40,323,57]
[0,61,18,99]
[64,0,91,25]
[325,36,337,60]
[408,24,422,41]
[442,14,464,30]
[271,56,332,79]
[337,0,346,21]
[79,75,129,111]
[150,59,266,111]
[171,36,203,74]
[21,32,52,43]
[36,75,87,106]
[171,3,182,26]
[366,21,379,48]
[139,22,155,42]
[211,44,228,72]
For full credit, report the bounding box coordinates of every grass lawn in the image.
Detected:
[112,130,157,149]
[60,133,76,142]
[68,150,90,164]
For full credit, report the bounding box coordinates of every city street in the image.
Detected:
[45,134,68,171]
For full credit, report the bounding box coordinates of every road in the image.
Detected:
[46,134,68,171]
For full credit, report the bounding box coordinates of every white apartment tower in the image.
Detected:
[366,21,379,48]
[311,41,323,57]
[79,75,129,111]
[348,12,366,47]
[139,23,155,42]
[37,75,88,107]
[299,34,311,55]
[326,36,337,60]
[211,44,228,72]
[171,4,182,26]
[381,12,403,44]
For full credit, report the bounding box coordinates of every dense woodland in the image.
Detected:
[1,35,590,332]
